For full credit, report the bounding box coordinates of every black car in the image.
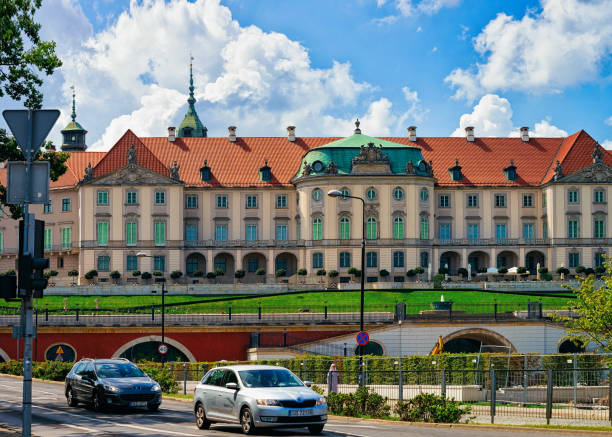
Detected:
[65,358,162,411]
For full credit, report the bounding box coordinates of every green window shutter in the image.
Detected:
[62,228,71,249]
[155,222,166,245]
[339,218,350,239]
[97,222,108,245]
[0,232,3,252]
[44,229,52,250]
[126,222,137,245]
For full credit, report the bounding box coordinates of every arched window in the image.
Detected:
[366,187,377,200]
[339,217,350,239]
[312,252,323,269]
[341,188,350,199]
[312,188,322,201]
[420,188,429,202]
[366,217,377,239]
[420,217,429,240]
[339,252,351,268]
[393,187,404,201]
[355,341,383,356]
[186,256,199,275]
[393,217,404,239]
[312,218,322,240]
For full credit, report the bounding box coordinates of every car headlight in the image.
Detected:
[316,397,327,406]
[152,384,161,392]
[256,399,282,406]
[103,385,118,393]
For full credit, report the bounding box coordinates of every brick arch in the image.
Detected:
[0,347,9,362]
[111,335,196,363]
[434,328,516,354]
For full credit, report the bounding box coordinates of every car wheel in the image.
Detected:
[147,404,160,412]
[240,407,256,435]
[308,424,325,435]
[66,387,78,407]
[195,403,211,430]
[92,389,106,412]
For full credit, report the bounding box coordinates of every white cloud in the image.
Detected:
[432,46,438,52]
[459,24,469,40]
[416,26,422,32]
[445,0,612,101]
[605,116,612,126]
[602,140,612,149]
[451,93,566,137]
[402,87,419,103]
[374,0,460,23]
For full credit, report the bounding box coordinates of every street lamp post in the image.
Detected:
[137,252,166,365]
[328,189,366,385]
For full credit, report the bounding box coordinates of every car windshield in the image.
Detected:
[238,369,303,388]
[94,362,145,379]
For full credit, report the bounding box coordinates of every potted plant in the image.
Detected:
[255,268,266,283]
[45,270,59,286]
[152,270,163,277]
[235,269,245,283]
[297,268,307,284]
[556,266,569,280]
[414,266,425,281]
[594,266,605,277]
[574,265,585,276]
[316,269,326,284]
[84,269,98,285]
[170,270,183,283]
[141,271,152,283]
[327,270,338,278]
[206,271,217,283]
[68,269,79,286]
[193,270,204,278]
[110,270,121,284]
[457,267,468,279]
[406,269,416,281]
[379,269,389,279]
[437,266,449,275]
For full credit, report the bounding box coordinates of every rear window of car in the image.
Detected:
[94,362,144,378]
[238,369,303,388]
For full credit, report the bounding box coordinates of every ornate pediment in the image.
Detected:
[83,164,181,186]
[556,162,612,184]
[351,142,391,175]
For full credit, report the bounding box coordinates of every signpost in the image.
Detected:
[356,331,369,347]
[2,109,59,437]
[158,344,168,355]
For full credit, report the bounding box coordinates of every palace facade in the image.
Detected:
[1,74,612,285]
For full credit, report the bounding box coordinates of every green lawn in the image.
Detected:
[0,289,574,314]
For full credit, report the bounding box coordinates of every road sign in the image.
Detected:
[158,344,168,355]
[356,331,369,346]
[6,161,50,204]
[2,110,60,158]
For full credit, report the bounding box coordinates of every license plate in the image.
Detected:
[129,401,148,408]
[289,409,313,417]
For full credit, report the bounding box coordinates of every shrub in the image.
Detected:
[541,272,553,281]
[516,266,527,275]
[328,270,339,278]
[32,361,73,381]
[255,268,266,276]
[477,267,487,273]
[327,386,390,418]
[497,267,508,274]
[394,393,470,423]
[316,269,326,276]
[48,270,58,277]
[556,267,570,275]
[206,272,216,279]
[68,269,79,277]
[310,384,324,395]
[214,268,225,276]
[1,269,16,276]
[84,270,98,282]
[347,267,358,276]
[457,267,468,278]
[234,269,245,279]
[437,267,449,275]
[110,270,121,280]
[297,268,307,276]
[538,267,548,274]
[406,269,416,277]
[575,265,585,275]
[379,269,389,277]
[414,266,425,275]
[152,270,163,277]
[141,272,152,280]
[433,273,445,289]
[140,365,179,394]
[595,265,606,275]
[170,270,183,280]
[193,270,203,277]
[132,270,141,277]
[584,267,595,276]
[276,269,287,277]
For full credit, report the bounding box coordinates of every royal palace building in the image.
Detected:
[1,72,612,286]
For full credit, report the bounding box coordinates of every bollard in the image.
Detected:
[75,308,79,322]
[494,301,497,321]
[45,307,48,322]
[490,369,496,424]
[183,363,188,395]
[398,359,403,402]
[441,369,446,397]
[283,331,287,347]
[609,368,612,425]
[523,355,528,406]
[546,369,553,425]
[258,304,262,320]
[151,304,155,321]
[573,353,578,407]
[343,343,347,357]
[228,304,232,321]
[324,305,327,320]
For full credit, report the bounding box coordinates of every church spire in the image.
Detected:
[178,56,207,138]
[71,85,76,122]
[61,85,88,151]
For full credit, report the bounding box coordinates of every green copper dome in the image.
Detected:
[178,62,207,138]
[62,120,85,131]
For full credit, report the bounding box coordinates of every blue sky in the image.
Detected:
[2,0,612,150]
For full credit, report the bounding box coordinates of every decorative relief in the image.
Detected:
[352,142,389,164]
[89,165,182,186]
[558,162,612,183]
[404,161,416,175]
[83,162,94,182]
[301,163,312,176]
[168,160,180,181]
[325,161,338,174]
[127,143,137,166]
[553,160,563,181]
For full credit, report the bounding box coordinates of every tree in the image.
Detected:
[170,270,183,282]
[0,0,62,109]
[110,270,121,284]
[557,259,612,353]
[84,269,98,284]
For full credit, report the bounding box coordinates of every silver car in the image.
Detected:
[193,365,327,435]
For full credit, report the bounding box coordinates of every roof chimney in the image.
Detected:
[408,126,417,142]
[228,126,237,142]
[520,126,529,142]
[167,127,176,142]
[287,126,296,142]
[465,126,475,142]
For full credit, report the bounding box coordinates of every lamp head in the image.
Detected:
[136,252,147,257]
[327,189,342,198]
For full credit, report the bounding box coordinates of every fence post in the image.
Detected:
[441,369,446,397]
[343,343,347,357]
[324,304,328,320]
[398,358,403,402]
[523,354,528,406]
[75,308,79,322]
[258,303,262,320]
[546,369,553,425]
[573,353,577,407]
[183,363,187,395]
[229,304,232,321]
[490,369,496,424]
[151,304,155,321]
[493,300,497,322]
[608,368,612,426]
[45,307,48,322]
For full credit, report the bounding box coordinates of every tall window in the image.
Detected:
[127,191,137,204]
[467,194,478,208]
[468,224,479,239]
[594,219,606,238]
[341,188,350,199]
[393,187,404,201]
[420,189,429,202]
[495,194,505,208]
[44,228,52,250]
[312,189,322,201]
[366,188,377,200]
[215,257,227,273]
[568,218,579,238]
[185,224,197,241]
[594,189,605,203]
[127,255,138,271]
[594,252,606,267]
[186,195,198,209]
[215,224,227,241]
[186,257,198,275]
[542,192,547,207]
[339,252,351,268]
[339,217,350,240]
[97,222,108,246]
[420,217,428,240]
[568,189,579,204]
[154,255,165,271]
[312,218,322,240]
[420,251,429,268]
[393,251,404,268]
[366,251,378,268]
[393,217,404,239]
[543,221,548,239]
[154,191,165,205]
[126,222,137,246]
[247,258,259,272]
[154,222,166,245]
[97,191,108,205]
[97,256,110,271]
[523,223,534,239]
[495,224,507,239]
[276,225,287,241]
[246,195,258,208]
[62,198,71,211]
[439,195,450,208]
[0,232,3,252]
[276,195,287,208]
[569,252,580,268]
[216,195,228,208]
[439,223,451,239]
[44,201,52,213]
[61,227,71,249]
[312,252,323,269]
[366,217,377,239]
[522,194,533,207]
[246,224,258,241]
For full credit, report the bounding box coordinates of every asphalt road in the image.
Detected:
[0,376,600,437]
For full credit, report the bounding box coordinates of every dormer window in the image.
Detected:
[448,158,462,181]
[259,159,271,182]
[182,127,192,137]
[200,160,211,181]
[504,159,517,181]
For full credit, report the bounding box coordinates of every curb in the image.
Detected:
[0,373,64,386]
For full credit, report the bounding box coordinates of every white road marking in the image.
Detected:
[326,424,381,429]
[63,423,98,433]
[117,423,200,436]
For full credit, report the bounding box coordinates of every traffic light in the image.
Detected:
[18,219,48,297]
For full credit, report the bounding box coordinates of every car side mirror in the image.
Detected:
[303,381,313,387]
[225,382,239,390]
